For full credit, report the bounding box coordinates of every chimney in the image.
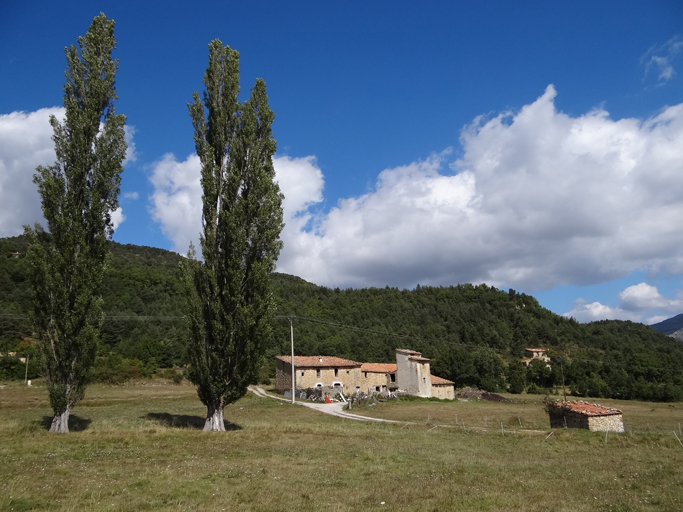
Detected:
[319,357,323,363]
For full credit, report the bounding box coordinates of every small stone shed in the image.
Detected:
[547,400,624,432]
[430,375,455,400]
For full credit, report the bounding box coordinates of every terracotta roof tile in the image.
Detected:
[361,363,397,373]
[431,375,454,385]
[552,400,622,417]
[276,355,361,368]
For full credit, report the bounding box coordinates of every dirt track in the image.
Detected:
[248,385,402,423]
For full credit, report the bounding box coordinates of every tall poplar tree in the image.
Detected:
[25,14,126,433]
[183,40,284,431]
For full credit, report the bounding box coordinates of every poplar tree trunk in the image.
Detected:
[49,407,71,433]
[203,404,225,431]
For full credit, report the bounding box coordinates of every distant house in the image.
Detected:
[10,252,20,259]
[275,348,454,399]
[522,347,551,368]
[547,400,624,432]
[275,356,361,393]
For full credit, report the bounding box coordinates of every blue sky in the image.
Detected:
[1,1,683,324]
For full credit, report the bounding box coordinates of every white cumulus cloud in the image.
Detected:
[111,207,125,231]
[618,282,683,314]
[148,153,203,254]
[148,86,683,299]
[0,108,62,236]
[278,85,683,290]
[563,299,641,323]
[147,153,325,255]
[563,282,683,324]
[0,107,130,236]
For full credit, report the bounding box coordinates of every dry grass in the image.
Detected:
[351,393,683,434]
[1,381,682,511]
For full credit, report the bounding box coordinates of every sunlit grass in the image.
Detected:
[1,381,682,511]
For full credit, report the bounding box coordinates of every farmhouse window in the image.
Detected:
[316,369,321,378]
[334,368,339,377]
[301,371,304,376]
[364,372,367,378]
[390,374,395,382]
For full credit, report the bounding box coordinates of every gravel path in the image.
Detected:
[248,385,402,423]
[248,386,547,434]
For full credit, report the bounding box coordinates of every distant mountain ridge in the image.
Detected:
[650,314,683,336]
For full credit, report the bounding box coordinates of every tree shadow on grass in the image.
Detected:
[144,412,242,431]
[39,415,92,432]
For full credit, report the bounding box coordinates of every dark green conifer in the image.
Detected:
[183,40,284,431]
[25,13,126,433]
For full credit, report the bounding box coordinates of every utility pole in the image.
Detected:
[290,317,295,404]
[561,357,567,403]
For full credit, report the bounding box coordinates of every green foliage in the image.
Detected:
[23,13,126,427]
[183,40,284,427]
[505,360,526,394]
[0,355,39,381]
[4,236,683,401]
[267,278,683,401]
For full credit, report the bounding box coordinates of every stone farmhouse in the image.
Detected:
[522,347,551,368]
[275,348,455,400]
[547,400,624,432]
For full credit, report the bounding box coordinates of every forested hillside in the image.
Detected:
[2,235,683,401]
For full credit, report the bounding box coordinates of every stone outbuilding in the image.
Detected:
[547,400,624,432]
[430,375,456,400]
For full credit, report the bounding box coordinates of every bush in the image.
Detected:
[0,355,39,381]
[159,368,183,384]
[526,383,545,394]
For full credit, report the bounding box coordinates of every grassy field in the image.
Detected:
[1,381,682,511]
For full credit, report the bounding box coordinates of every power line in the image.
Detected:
[0,314,184,321]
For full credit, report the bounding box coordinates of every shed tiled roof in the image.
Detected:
[525,347,547,352]
[430,375,455,386]
[361,363,397,373]
[552,400,622,417]
[276,355,361,368]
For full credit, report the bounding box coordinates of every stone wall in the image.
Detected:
[361,371,397,394]
[588,414,624,432]
[548,411,624,432]
[275,358,292,393]
[275,359,368,393]
[432,384,455,400]
[548,411,589,429]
